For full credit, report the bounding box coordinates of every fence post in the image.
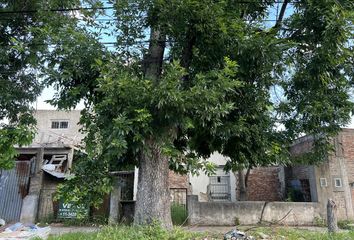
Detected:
[327,199,338,233]
[109,177,121,225]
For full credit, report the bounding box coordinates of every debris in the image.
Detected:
[0,219,5,227]
[42,155,71,178]
[0,222,50,239]
[224,229,254,240]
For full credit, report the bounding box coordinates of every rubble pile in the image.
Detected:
[0,222,50,240]
[224,229,255,240]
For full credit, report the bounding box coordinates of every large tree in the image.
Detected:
[1,0,353,228]
[51,0,353,227]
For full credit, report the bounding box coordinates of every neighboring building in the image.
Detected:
[286,129,354,220]
[33,110,84,147]
[0,110,190,223]
[0,110,83,223]
[189,153,237,202]
[188,152,283,203]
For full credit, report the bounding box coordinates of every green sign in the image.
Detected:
[58,201,89,219]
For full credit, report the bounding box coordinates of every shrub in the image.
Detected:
[313,216,326,227]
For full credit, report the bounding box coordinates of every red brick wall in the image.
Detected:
[290,135,314,156]
[168,171,189,189]
[243,167,282,201]
[340,129,354,184]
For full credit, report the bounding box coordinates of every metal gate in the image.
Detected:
[208,176,231,201]
[0,161,31,222]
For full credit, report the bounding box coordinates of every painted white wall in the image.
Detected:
[189,152,237,202]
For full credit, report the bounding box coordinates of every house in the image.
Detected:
[0,110,83,223]
[189,153,237,202]
[188,152,285,203]
[0,110,190,223]
[285,129,354,220]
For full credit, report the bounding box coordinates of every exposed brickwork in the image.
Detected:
[340,130,354,184]
[242,167,282,201]
[168,171,189,189]
[290,135,314,156]
[334,191,347,219]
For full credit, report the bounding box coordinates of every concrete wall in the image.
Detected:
[189,152,236,202]
[187,195,321,226]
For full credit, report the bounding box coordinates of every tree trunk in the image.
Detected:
[237,170,247,201]
[134,23,172,227]
[134,138,172,228]
[327,199,338,233]
[143,28,166,81]
[236,168,251,201]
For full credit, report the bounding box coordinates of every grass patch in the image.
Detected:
[338,220,354,230]
[46,224,209,240]
[41,225,354,240]
[171,203,188,226]
[250,227,354,240]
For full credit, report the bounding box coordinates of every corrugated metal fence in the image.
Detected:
[0,161,31,222]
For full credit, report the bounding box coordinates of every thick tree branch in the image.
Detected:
[180,25,196,84]
[244,166,251,188]
[143,28,166,81]
[273,0,289,30]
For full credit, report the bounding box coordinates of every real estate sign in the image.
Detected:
[58,200,89,219]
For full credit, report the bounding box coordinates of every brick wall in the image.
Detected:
[168,171,189,189]
[340,129,354,184]
[241,167,282,201]
[290,135,314,156]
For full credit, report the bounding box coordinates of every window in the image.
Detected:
[334,178,342,188]
[60,121,68,129]
[320,178,327,187]
[51,120,69,129]
[51,121,60,129]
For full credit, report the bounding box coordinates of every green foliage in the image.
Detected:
[285,187,305,202]
[337,219,354,230]
[39,226,354,240]
[234,217,240,226]
[170,203,188,226]
[313,216,326,227]
[252,227,354,240]
[0,123,35,169]
[55,154,112,209]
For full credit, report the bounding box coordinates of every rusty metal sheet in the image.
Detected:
[0,161,31,223]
